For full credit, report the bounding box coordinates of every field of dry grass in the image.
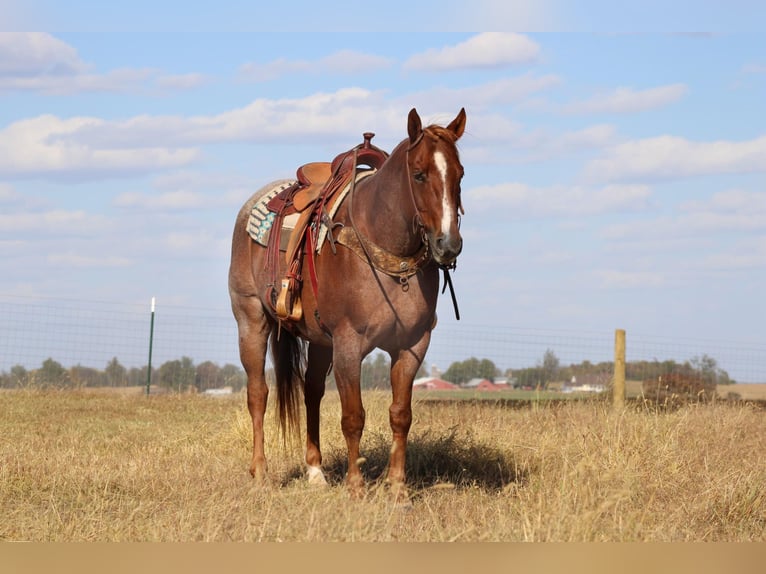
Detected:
[1,388,764,541]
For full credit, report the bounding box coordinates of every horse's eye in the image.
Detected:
[413,171,427,183]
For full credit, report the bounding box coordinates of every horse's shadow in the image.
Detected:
[282,428,527,492]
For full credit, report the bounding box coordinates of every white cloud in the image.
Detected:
[0,32,87,76]
[677,189,766,233]
[741,63,766,75]
[163,231,229,258]
[698,237,766,271]
[114,190,211,210]
[0,33,205,94]
[0,182,20,202]
[319,49,393,74]
[36,88,401,150]
[596,269,666,289]
[558,124,617,148]
[601,189,766,245]
[465,122,617,163]
[0,76,567,181]
[240,58,307,82]
[0,115,200,178]
[46,252,132,268]
[584,134,766,182]
[0,209,110,234]
[403,33,540,72]
[681,189,766,215]
[114,188,248,211]
[155,73,209,90]
[560,84,688,115]
[467,182,652,217]
[445,0,561,30]
[240,50,392,82]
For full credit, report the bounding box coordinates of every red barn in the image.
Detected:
[413,377,459,390]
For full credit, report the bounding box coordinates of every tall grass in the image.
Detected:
[1,389,763,541]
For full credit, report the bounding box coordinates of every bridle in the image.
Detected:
[340,132,462,319]
[404,130,463,318]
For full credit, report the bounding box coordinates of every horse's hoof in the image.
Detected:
[250,465,269,486]
[307,465,328,487]
[389,483,412,509]
[346,475,365,499]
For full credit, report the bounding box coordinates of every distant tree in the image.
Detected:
[220,363,246,392]
[196,361,221,391]
[105,357,127,387]
[443,357,498,384]
[127,366,150,387]
[37,358,70,387]
[70,364,104,387]
[540,349,560,387]
[10,365,30,388]
[361,352,390,389]
[690,354,733,385]
[514,367,543,389]
[158,357,196,392]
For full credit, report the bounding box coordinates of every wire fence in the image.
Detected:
[1,294,764,385]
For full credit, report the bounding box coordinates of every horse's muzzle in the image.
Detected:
[431,233,463,266]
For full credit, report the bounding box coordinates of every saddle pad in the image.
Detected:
[247,180,296,247]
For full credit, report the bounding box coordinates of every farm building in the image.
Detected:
[461,378,507,391]
[413,377,459,390]
[562,376,606,393]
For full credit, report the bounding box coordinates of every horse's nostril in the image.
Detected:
[433,234,462,258]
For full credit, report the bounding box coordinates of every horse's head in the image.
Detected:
[406,107,466,268]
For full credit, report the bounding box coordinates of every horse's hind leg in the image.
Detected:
[231,293,272,484]
[304,343,332,485]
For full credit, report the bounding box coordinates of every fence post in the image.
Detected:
[613,328,626,409]
[146,297,155,396]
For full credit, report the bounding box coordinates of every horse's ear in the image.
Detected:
[407,108,422,144]
[447,107,466,139]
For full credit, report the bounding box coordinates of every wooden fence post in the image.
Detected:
[613,328,626,409]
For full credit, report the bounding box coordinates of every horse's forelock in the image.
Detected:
[424,124,458,144]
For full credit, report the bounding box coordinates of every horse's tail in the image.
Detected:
[270,327,305,440]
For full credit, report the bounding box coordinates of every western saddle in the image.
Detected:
[264,132,389,325]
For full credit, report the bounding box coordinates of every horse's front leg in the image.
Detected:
[304,343,332,485]
[332,335,366,494]
[387,330,432,499]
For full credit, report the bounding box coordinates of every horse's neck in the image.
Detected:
[350,147,421,256]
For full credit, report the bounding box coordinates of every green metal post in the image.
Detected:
[146,297,155,395]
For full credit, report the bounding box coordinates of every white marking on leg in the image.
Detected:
[307,465,328,486]
[434,151,453,235]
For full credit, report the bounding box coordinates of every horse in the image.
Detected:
[228,108,466,498]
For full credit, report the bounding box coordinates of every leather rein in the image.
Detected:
[340,135,461,320]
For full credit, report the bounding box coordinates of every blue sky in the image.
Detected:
[1,4,765,377]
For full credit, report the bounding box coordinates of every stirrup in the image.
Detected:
[276,278,303,321]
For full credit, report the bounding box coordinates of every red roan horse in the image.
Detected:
[229,108,466,498]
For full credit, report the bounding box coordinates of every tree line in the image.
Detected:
[0,357,247,392]
[0,351,420,392]
[0,349,734,391]
[442,350,735,388]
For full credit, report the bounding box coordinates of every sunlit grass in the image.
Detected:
[1,389,763,541]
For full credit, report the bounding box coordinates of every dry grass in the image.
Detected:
[1,389,763,541]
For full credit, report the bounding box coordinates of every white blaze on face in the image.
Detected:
[433,150,453,235]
